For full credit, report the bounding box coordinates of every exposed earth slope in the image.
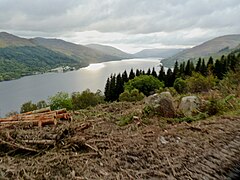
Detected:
[0,102,239,179]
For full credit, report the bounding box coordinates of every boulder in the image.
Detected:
[179,96,200,116]
[145,92,175,118]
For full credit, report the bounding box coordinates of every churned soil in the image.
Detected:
[0,102,239,179]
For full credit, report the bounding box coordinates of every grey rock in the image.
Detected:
[145,92,175,118]
[179,96,200,116]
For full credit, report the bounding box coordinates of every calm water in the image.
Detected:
[0,58,162,116]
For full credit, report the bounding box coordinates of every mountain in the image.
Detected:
[0,32,34,47]
[31,38,125,64]
[86,44,132,59]
[0,32,132,81]
[133,48,184,58]
[162,34,240,67]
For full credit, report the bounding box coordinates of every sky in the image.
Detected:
[0,0,240,53]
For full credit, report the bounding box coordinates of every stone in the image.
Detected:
[179,96,201,116]
[145,92,175,118]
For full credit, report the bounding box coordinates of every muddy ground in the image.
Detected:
[0,102,240,179]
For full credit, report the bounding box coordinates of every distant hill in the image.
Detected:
[86,44,132,59]
[0,32,35,47]
[162,34,240,67]
[0,32,133,81]
[133,48,184,58]
[31,38,126,64]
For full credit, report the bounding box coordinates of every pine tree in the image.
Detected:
[158,66,165,82]
[185,60,192,76]
[173,61,179,78]
[179,61,185,76]
[151,67,158,78]
[214,59,223,79]
[116,73,124,100]
[122,70,128,82]
[104,77,111,101]
[147,68,151,75]
[165,68,173,87]
[136,69,140,76]
[129,69,135,80]
[228,53,237,71]
[109,74,117,101]
[207,56,214,74]
[195,58,202,72]
[200,59,207,76]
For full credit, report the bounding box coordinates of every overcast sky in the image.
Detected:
[0,0,240,53]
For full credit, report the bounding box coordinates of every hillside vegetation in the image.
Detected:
[162,34,240,67]
[0,32,132,81]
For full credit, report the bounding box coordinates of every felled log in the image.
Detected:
[0,108,72,127]
[22,107,51,115]
[0,138,39,153]
[21,139,55,145]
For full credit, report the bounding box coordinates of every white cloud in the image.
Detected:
[0,0,240,52]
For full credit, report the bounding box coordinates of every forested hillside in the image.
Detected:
[162,34,240,67]
[0,32,132,81]
[0,46,79,81]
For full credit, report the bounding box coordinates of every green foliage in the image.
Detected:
[185,72,216,93]
[117,114,134,126]
[172,112,209,123]
[0,46,80,81]
[218,69,240,96]
[72,89,104,110]
[142,105,155,117]
[205,99,225,115]
[173,78,187,94]
[20,101,37,113]
[5,111,18,117]
[119,89,145,102]
[125,75,164,96]
[48,92,73,110]
[36,100,48,109]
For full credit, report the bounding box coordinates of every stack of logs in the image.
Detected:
[0,107,72,127]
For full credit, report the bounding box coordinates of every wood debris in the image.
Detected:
[0,107,72,127]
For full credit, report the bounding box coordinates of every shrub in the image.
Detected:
[72,89,104,110]
[173,78,187,94]
[124,75,164,96]
[48,92,72,110]
[119,89,145,102]
[218,70,240,97]
[20,101,37,113]
[185,72,216,93]
[36,100,48,109]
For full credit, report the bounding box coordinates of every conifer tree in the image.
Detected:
[151,67,158,78]
[200,59,207,76]
[214,59,223,79]
[122,70,128,82]
[173,61,179,78]
[158,66,165,82]
[195,58,202,72]
[185,60,192,76]
[207,56,214,73]
[165,68,173,87]
[129,69,135,80]
[104,77,111,101]
[136,69,140,76]
[109,74,117,101]
[147,68,151,75]
[179,61,185,76]
[116,73,124,100]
